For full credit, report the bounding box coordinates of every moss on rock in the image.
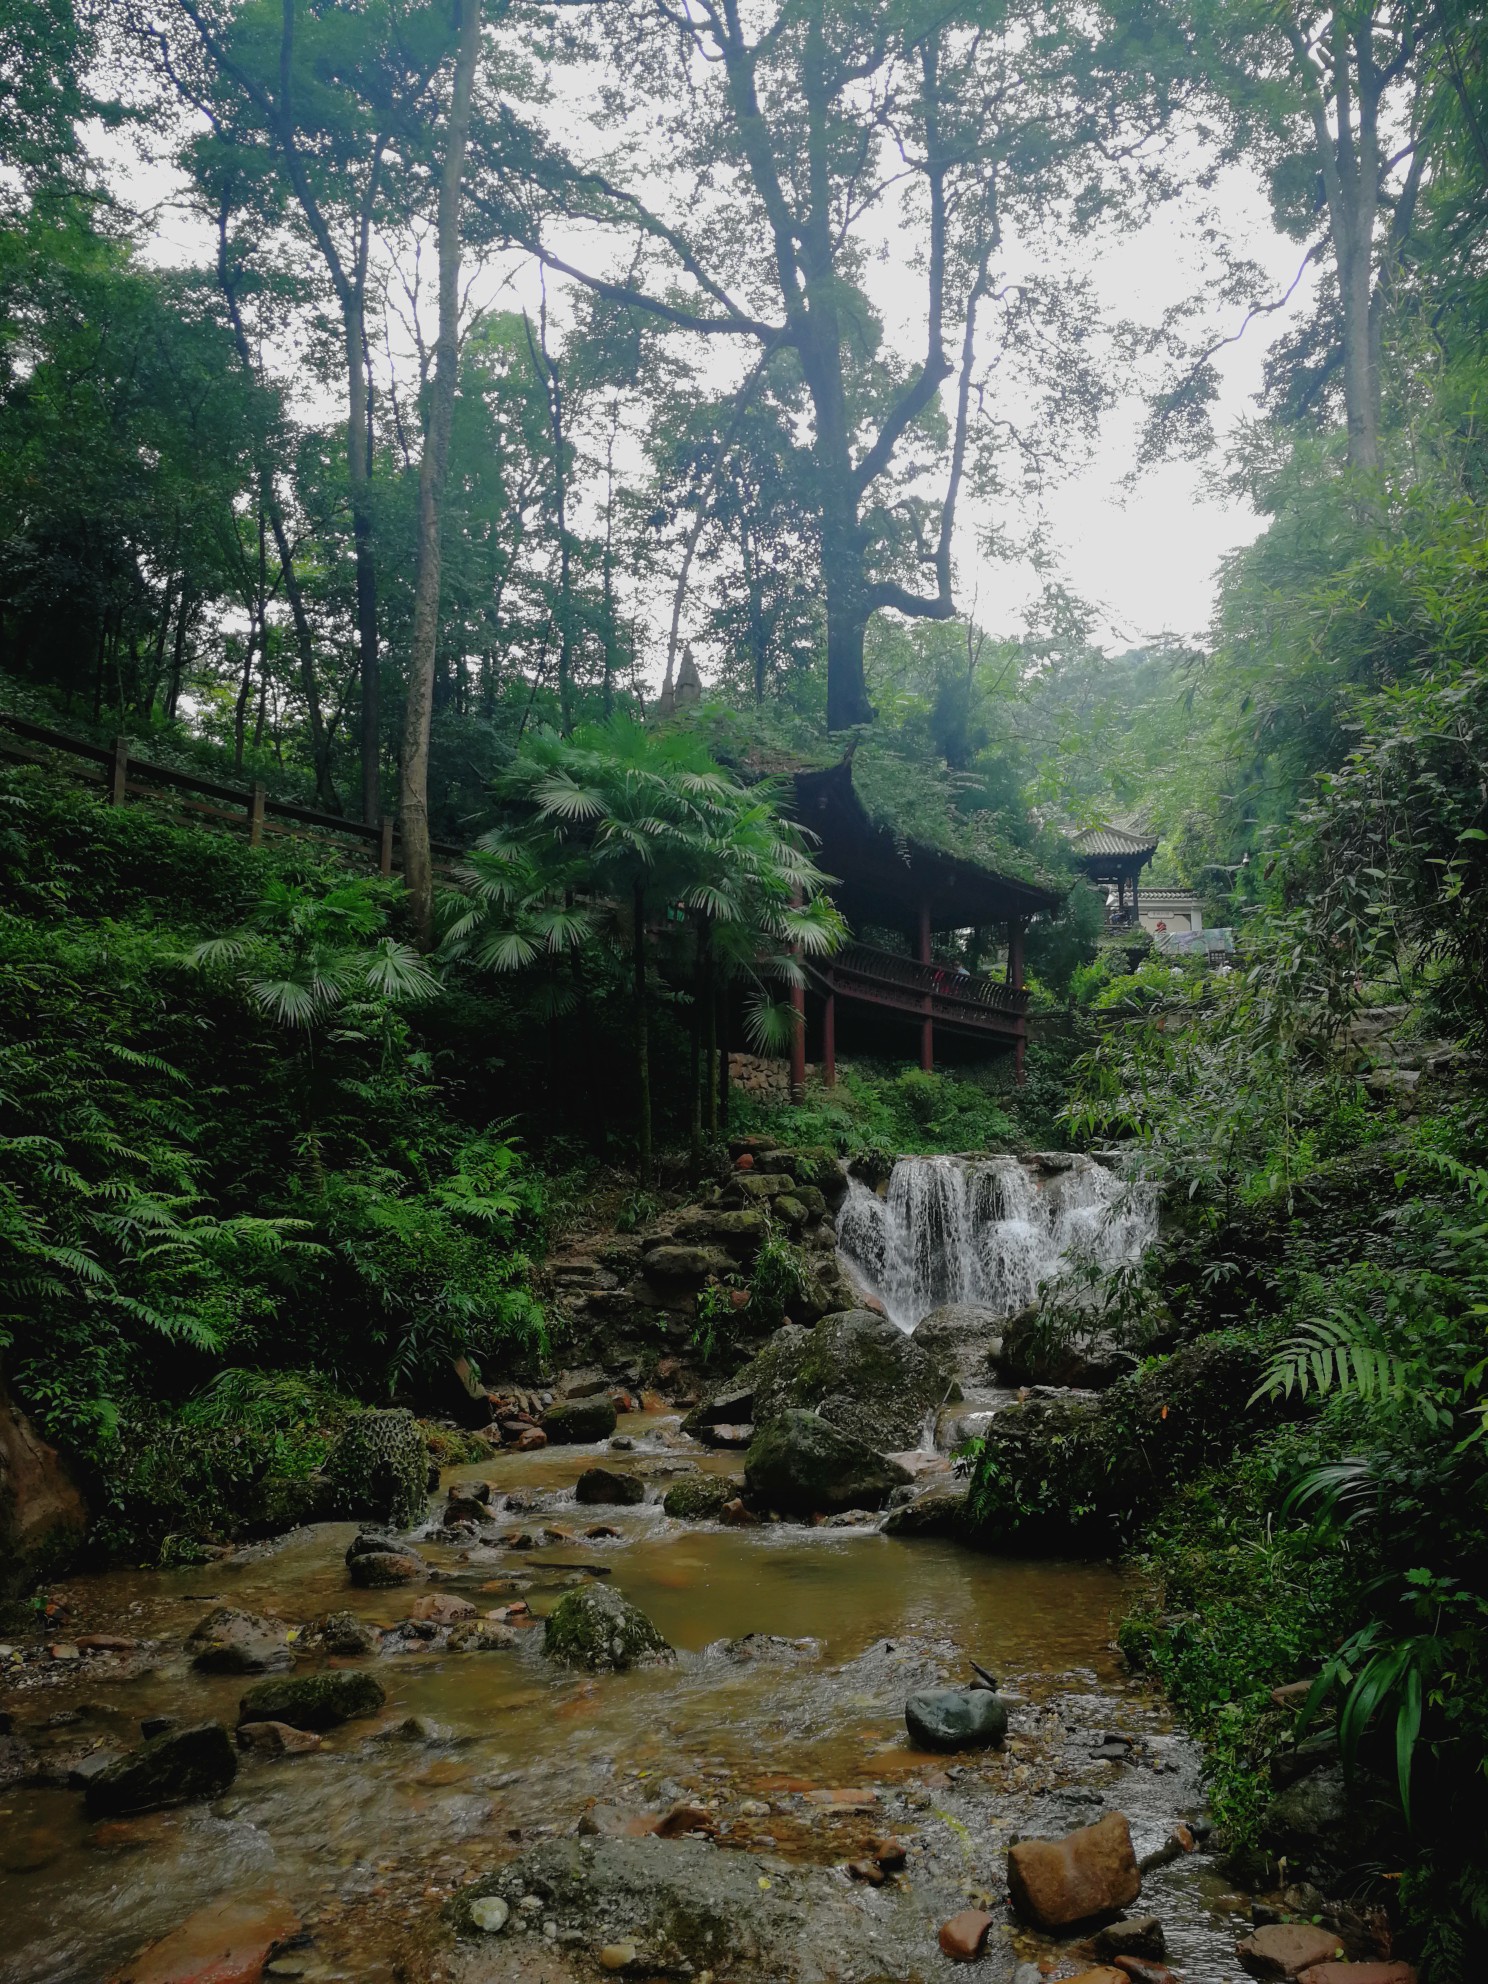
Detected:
[325,1409,428,1528]
[237,1669,386,1730]
[543,1582,674,1670]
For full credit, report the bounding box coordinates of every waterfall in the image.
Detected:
[836,1154,1155,1332]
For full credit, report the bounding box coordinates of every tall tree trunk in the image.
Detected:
[164,591,192,720]
[689,924,704,1180]
[633,880,653,1187]
[401,0,482,947]
[346,305,381,823]
[703,923,718,1140]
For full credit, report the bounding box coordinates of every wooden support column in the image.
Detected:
[248,781,266,847]
[822,990,836,1087]
[378,815,395,876]
[108,735,129,806]
[917,901,933,1073]
[789,977,806,1102]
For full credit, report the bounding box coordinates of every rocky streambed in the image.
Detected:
[0,1407,1267,1984]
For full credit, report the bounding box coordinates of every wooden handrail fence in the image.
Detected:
[0,712,463,874]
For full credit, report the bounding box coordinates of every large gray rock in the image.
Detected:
[184,1606,294,1675]
[83,1721,237,1818]
[912,1303,1004,1382]
[543,1583,673,1671]
[739,1309,951,1451]
[744,1409,911,1517]
[905,1687,1008,1752]
[880,1485,970,1538]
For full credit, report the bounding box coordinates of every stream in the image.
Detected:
[0,1158,1256,1984]
[0,1415,1253,1984]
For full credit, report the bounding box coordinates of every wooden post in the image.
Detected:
[917,901,933,1073]
[789,975,807,1102]
[378,815,395,877]
[108,735,129,806]
[1008,916,1026,992]
[822,989,837,1087]
[248,781,266,847]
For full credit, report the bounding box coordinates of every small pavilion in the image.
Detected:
[1067,823,1158,927]
[787,757,1061,1092]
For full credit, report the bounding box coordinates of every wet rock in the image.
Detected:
[1111,1961,1180,1984]
[662,1475,735,1520]
[469,1896,510,1933]
[744,1409,911,1516]
[846,1857,885,1884]
[575,1465,646,1506]
[706,1632,820,1665]
[237,1670,385,1731]
[912,1303,1004,1381]
[872,1835,907,1870]
[880,1486,969,1538]
[309,1610,379,1656]
[510,1426,548,1452]
[905,1687,1008,1752]
[348,1550,423,1587]
[543,1583,674,1670]
[235,1720,322,1756]
[938,1909,997,1961]
[1237,1924,1346,1978]
[1094,1917,1167,1960]
[1058,1972,1127,1984]
[184,1607,293,1676]
[1007,1811,1142,1929]
[345,1527,424,1565]
[325,1407,428,1528]
[720,1495,761,1525]
[409,1592,476,1624]
[84,1721,237,1818]
[543,1396,619,1444]
[105,1892,300,1984]
[749,1309,952,1451]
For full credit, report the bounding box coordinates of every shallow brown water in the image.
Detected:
[0,1415,1252,1984]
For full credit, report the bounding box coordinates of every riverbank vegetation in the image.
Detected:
[4,0,1488,1974]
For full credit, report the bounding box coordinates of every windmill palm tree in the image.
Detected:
[445,715,842,1181]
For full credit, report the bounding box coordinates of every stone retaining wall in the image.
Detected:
[728,1053,819,1100]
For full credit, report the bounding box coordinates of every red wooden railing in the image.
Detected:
[813,940,1028,1035]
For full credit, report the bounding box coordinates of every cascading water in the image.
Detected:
[836,1154,1156,1332]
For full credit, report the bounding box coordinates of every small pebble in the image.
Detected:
[469,1897,510,1934]
[598,1944,638,1971]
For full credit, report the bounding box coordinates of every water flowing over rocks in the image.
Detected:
[838,1153,1156,1331]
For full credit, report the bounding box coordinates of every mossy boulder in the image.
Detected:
[543,1396,618,1444]
[744,1409,912,1517]
[662,1475,735,1521]
[905,1687,1008,1752]
[237,1669,386,1730]
[968,1334,1269,1551]
[744,1309,950,1451]
[325,1409,428,1529]
[84,1721,237,1818]
[543,1583,674,1670]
